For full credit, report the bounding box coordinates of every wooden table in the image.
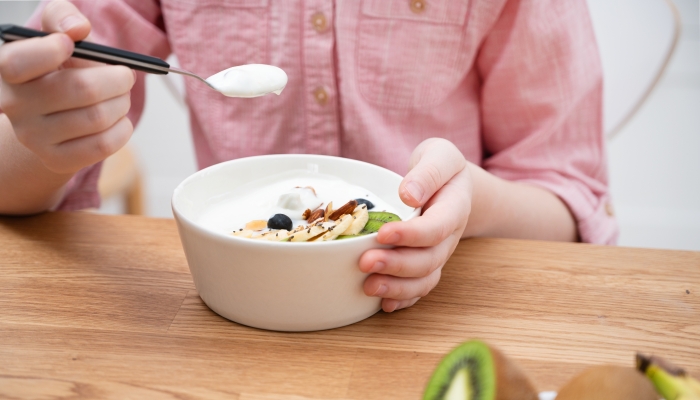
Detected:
[1,212,698,399]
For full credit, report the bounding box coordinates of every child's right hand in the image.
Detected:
[0,0,136,175]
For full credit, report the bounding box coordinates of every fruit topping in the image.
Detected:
[244,220,268,231]
[355,198,375,210]
[360,211,401,234]
[267,214,293,231]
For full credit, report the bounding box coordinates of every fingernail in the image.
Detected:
[405,181,424,203]
[132,69,137,81]
[383,232,400,244]
[372,284,388,297]
[370,261,385,273]
[60,15,83,31]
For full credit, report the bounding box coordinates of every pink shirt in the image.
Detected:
[27,0,618,244]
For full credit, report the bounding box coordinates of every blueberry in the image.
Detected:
[267,214,293,231]
[355,198,375,210]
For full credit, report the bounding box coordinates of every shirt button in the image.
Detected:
[311,12,328,33]
[410,0,426,14]
[605,202,615,217]
[313,87,329,105]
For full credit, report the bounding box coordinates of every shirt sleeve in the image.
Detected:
[24,0,170,211]
[476,0,618,245]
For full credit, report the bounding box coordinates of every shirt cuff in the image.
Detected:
[52,162,103,211]
[490,169,619,245]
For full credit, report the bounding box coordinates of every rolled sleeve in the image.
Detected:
[24,0,169,211]
[477,0,618,244]
[53,162,103,211]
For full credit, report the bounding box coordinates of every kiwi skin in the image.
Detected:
[489,346,539,400]
[423,340,538,400]
[556,365,658,400]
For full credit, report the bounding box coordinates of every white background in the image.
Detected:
[1,0,698,251]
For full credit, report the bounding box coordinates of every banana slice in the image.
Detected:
[267,230,291,241]
[341,204,369,235]
[290,224,329,242]
[232,229,255,238]
[322,214,353,241]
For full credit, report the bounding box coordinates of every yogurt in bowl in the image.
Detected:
[172,155,419,331]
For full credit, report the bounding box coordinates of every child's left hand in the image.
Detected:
[359,138,472,312]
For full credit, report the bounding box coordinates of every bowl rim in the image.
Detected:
[171,154,421,248]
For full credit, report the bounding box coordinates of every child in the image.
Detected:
[0,0,617,312]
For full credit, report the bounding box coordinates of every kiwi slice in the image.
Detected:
[556,365,658,400]
[360,211,401,235]
[336,211,402,239]
[423,340,537,400]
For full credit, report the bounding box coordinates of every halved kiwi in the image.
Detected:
[423,340,537,400]
[556,365,658,400]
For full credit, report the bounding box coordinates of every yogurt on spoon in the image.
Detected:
[206,64,288,98]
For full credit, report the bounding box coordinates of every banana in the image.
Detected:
[322,214,353,241]
[637,353,700,400]
[232,229,255,238]
[266,230,290,241]
[290,223,329,242]
[341,204,370,236]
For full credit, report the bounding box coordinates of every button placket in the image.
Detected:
[302,1,340,156]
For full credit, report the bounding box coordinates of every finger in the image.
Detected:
[381,297,420,313]
[364,267,442,301]
[377,168,471,247]
[360,230,460,278]
[40,93,131,144]
[399,138,466,207]
[42,116,133,174]
[7,66,136,116]
[42,0,91,41]
[0,33,73,84]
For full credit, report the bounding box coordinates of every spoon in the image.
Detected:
[0,24,287,98]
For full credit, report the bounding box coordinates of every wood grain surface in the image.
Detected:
[1,212,698,399]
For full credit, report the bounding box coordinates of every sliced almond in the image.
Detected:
[324,202,333,222]
[341,204,369,235]
[245,220,268,231]
[306,208,325,223]
[328,200,358,221]
[322,214,354,241]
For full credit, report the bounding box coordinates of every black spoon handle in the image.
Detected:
[0,24,170,75]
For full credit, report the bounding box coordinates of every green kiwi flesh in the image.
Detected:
[423,340,496,400]
[360,211,401,234]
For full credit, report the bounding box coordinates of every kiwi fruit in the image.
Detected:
[423,340,538,400]
[556,365,657,400]
[360,211,401,234]
[335,211,402,239]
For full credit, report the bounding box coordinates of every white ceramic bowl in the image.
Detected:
[172,154,420,331]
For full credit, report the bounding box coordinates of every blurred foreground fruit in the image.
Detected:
[637,353,700,400]
[423,340,538,400]
[555,365,657,400]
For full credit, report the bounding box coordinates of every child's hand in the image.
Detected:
[0,0,135,175]
[359,138,472,312]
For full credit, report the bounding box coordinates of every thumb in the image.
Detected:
[399,138,466,207]
[41,0,92,41]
